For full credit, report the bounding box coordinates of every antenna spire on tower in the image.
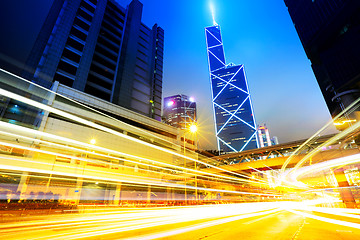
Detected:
[210,2,217,26]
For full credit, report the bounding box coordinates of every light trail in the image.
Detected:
[289,153,360,182]
[125,209,280,240]
[0,87,263,182]
[0,68,180,149]
[0,129,264,186]
[286,209,360,229]
[291,206,360,220]
[0,154,280,197]
[290,120,360,174]
[280,96,360,174]
[0,203,281,240]
[2,202,360,239]
[0,138,192,183]
[0,120,265,185]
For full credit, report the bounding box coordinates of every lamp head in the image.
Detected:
[189,124,198,133]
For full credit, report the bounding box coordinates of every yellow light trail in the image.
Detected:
[0,130,262,186]
[2,201,360,240]
[0,203,281,240]
[286,209,360,229]
[280,96,360,174]
[290,153,360,181]
[0,120,264,185]
[0,87,260,182]
[0,154,280,197]
[290,120,360,174]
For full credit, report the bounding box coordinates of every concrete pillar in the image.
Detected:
[172,188,175,204]
[147,185,151,204]
[195,162,198,202]
[113,183,122,205]
[184,181,187,204]
[73,177,83,205]
[104,184,111,204]
[17,172,29,201]
[166,187,171,202]
[333,168,356,208]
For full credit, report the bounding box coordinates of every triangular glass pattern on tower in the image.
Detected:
[205,24,259,153]
[205,26,225,72]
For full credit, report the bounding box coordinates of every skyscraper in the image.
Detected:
[284,0,360,126]
[21,0,164,121]
[163,94,197,130]
[205,23,258,153]
[258,125,272,148]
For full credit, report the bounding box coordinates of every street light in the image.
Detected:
[189,124,197,133]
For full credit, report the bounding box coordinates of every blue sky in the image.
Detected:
[122,0,336,149]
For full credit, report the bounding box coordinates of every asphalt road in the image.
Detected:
[1,203,360,239]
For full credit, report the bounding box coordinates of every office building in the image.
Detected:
[271,136,279,146]
[258,125,272,148]
[205,23,258,153]
[284,0,360,126]
[22,0,164,121]
[163,94,197,130]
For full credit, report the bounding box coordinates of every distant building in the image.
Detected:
[163,94,197,130]
[258,125,272,148]
[271,136,279,146]
[284,0,360,127]
[21,0,164,121]
[205,23,258,154]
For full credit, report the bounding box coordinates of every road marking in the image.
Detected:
[291,218,306,240]
[243,212,280,224]
[199,230,224,239]
[336,230,353,233]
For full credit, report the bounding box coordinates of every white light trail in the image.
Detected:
[0,88,262,184]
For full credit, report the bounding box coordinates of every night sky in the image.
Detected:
[0,0,337,150]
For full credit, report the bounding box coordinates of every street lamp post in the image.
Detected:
[183,124,198,205]
[183,134,187,204]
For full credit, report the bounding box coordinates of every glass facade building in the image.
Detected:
[163,94,197,130]
[284,0,360,125]
[205,25,258,153]
[21,0,164,121]
[257,125,272,148]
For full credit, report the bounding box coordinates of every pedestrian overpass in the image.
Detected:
[200,134,360,175]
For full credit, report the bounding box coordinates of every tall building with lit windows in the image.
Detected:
[257,125,272,148]
[163,94,197,130]
[21,0,164,121]
[205,23,258,153]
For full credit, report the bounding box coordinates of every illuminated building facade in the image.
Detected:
[205,24,258,153]
[271,136,279,146]
[22,0,164,121]
[284,0,360,124]
[257,125,272,148]
[163,94,197,130]
[0,70,198,204]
